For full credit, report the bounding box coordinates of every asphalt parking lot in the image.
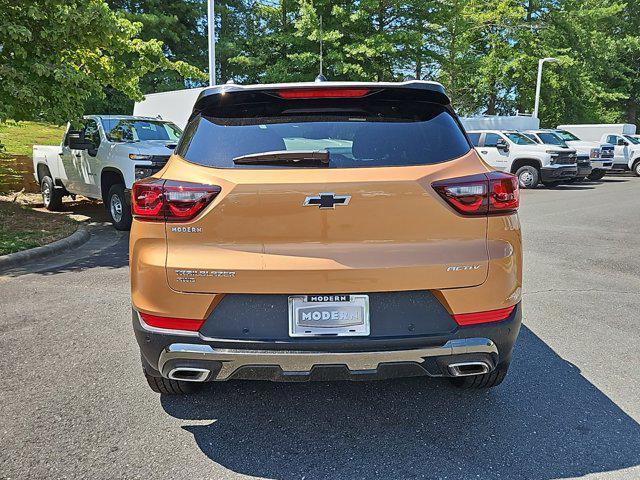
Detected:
[1,176,639,480]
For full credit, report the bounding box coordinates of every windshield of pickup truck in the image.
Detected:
[536,132,568,146]
[555,130,580,142]
[624,135,640,144]
[505,132,536,145]
[102,119,182,143]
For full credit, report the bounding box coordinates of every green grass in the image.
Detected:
[0,230,42,255]
[0,121,65,157]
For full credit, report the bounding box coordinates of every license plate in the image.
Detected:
[288,294,370,337]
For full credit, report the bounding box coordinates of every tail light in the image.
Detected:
[432,171,519,216]
[132,178,221,222]
[452,305,515,325]
[139,312,205,332]
[277,88,371,99]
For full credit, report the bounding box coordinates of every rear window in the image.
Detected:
[176,100,470,169]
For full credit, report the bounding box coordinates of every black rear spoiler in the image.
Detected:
[189,81,451,122]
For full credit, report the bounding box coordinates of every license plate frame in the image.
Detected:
[288,294,370,337]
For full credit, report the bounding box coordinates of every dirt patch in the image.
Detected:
[0,200,79,255]
[0,154,39,194]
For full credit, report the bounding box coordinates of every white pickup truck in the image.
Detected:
[32,115,182,229]
[600,133,640,176]
[467,129,578,188]
[527,129,614,181]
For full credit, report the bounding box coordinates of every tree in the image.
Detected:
[0,0,206,123]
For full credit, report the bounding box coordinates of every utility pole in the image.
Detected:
[208,0,216,86]
[533,57,558,118]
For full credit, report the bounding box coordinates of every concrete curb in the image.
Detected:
[0,226,91,273]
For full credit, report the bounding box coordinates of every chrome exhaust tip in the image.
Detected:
[448,361,490,377]
[167,367,210,382]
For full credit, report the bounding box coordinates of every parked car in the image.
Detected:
[129,81,523,394]
[600,133,640,176]
[547,129,614,181]
[467,129,577,188]
[32,115,182,229]
[523,130,592,182]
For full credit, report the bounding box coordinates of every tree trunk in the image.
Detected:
[627,98,638,126]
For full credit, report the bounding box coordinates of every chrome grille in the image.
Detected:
[149,155,171,166]
[600,148,614,159]
[553,153,577,165]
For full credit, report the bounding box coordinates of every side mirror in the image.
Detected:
[617,139,628,146]
[496,139,509,152]
[67,131,94,151]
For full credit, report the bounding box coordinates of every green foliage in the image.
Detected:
[1,0,638,127]
[212,0,638,126]
[0,0,206,123]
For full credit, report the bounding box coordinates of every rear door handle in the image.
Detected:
[480,150,488,154]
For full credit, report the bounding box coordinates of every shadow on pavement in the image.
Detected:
[161,326,640,479]
[4,226,130,276]
[546,185,596,191]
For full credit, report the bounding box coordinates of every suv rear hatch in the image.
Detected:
[149,83,492,293]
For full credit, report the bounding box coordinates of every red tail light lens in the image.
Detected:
[277,88,371,99]
[487,171,519,213]
[432,172,519,216]
[452,305,515,325]
[132,178,165,220]
[139,312,205,332]
[132,178,221,222]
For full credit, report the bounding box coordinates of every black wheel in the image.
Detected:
[587,170,606,181]
[41,176,63,211]
[449,363,510,389]
[106,184,132,231]
[633,160,640,177]
[515,165,539,189]
[542,181,561,188]
[144,371,202,394]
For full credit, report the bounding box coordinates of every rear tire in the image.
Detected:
[587,170,606,181]
[515,166,539,189]
[106,184,132,231]
[449,363,509,389]
[144,371,202,394]
[633,160,640,177]
[41,176,63,211]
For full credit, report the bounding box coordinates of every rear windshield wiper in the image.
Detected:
[233,150,329,167]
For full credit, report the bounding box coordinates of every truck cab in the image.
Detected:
[467,130,577,188]
[524,130,593,182]
[601,133,640,176]
[33,115,182,229]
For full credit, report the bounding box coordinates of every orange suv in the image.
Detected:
[129,81,522,394]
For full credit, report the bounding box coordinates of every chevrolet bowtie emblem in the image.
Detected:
[303,193,351,209]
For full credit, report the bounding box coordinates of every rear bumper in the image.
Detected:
[541,165,577,182]
[133,302,522,382]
